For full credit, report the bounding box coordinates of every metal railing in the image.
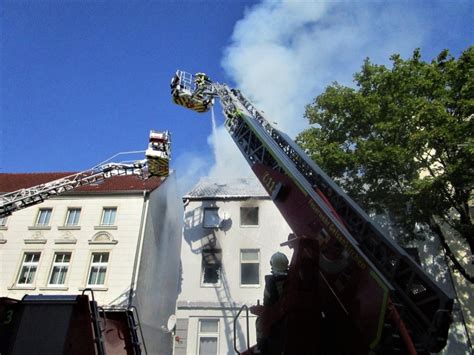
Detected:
[233,305,250,355]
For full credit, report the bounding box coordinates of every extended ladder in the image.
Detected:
[171,70,453,353]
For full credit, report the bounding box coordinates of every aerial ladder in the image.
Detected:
[170,71,453,354]
[0,130,171,218]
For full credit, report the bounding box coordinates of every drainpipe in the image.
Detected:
[182,198,190,210]
[128,190,150,307]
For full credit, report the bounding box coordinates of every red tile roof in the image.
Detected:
[0,172,163,194]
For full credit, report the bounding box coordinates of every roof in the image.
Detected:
[184,178,269,199]
[0,172,163,194]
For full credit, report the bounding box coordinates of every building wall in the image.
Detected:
[0,193,145,306]
[176,197,292,354]
[176,308,257,355]
[374,213,473,354]
[417,224,474,354]
[0,176,184,355]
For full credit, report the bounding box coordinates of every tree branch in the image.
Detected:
[417,154,461,211]
[429,217,474,284]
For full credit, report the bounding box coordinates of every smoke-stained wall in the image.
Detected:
[133,172,183,355]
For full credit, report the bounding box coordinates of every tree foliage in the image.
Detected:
[297,47,474,282]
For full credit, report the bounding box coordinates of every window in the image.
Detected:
[240,207,259,226]
[48,252,71,285]
[87,252,109,286]
[240,249,260,285]
[198,319,219,355]
[203,208,220,228]
[65,208,81,226]
[36,208,52,226]
[101,208,117,226]
[17,252,41,285]
[0,216,7,226]
[202,249,222,285]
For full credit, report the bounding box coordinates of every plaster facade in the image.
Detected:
[175,179,292,355]
[0,172,182,354]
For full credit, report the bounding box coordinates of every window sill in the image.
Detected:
[24,238,47,244]
[0,239,6,244]
[79,286,108,292]
[88,240,118,245]
[0,226,7,230]
[240,225,259,228]
[39,286,69,291]
[94,226,118,230]
[200,283,221,288]
[54,238,77,244]
[28,226,51,230]
[240,284,261,288]
[58,226,81,230]
[8,286,36,290]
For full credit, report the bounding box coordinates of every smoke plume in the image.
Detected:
[206,1,424,183]
[181,0,428,192]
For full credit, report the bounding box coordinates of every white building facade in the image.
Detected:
[0,172,183,355]
[174,178,292,355]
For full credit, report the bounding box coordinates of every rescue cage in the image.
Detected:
[174,70,196,93]
[171,70,214,113]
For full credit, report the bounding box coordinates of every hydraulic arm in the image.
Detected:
[171,70,453,354]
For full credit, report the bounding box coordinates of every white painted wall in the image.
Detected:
[0,176,183,355]
[177,308,258,355]
[0,193,144,305]
[176,197,292,354]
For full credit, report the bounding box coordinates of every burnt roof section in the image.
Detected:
[0,172,163,194]
[184,178,269,199]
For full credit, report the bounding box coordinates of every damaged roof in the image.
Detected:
[184,178,269,199]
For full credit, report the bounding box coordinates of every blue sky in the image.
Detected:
[1,1,473,195]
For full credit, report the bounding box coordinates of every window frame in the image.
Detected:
[197,318,219,355]
[100,207,117,226]
[16,251,42,286]
[65,208,81,226]
[35,208,53,226]
[202,207,220,229]
[201,249,222,287]
[240,207,259,227]
[86,252,110,287]
[240,249,260,287]
[48,251,72,286]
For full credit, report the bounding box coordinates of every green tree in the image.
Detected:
[297,47,474,282]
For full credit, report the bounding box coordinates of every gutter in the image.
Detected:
[183,196,270,201]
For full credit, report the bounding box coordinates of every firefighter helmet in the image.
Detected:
[270,252,289,274]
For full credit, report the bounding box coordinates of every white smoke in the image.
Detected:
[178,0,427,192]
[207,124,252,181]
[208,106,251,181]
[206,0,425,182]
